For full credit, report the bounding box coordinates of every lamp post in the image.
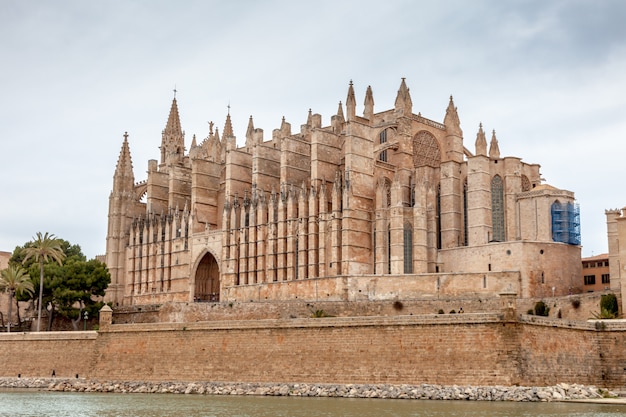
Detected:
[83,311,88,331]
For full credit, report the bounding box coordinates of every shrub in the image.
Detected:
[393,300,404,311]
[438,309,445,314]
[311,309,333,318]
[571,298,581,309]
[449,310,456,314]
[527,309,534,315]
[534,301,550,316]
[600,294,619,317]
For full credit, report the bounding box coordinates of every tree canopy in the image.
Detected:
[11,237,110,330]
[0,264,34,332]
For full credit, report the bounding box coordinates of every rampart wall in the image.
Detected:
[1,312,625,389]
[0,331,97,378]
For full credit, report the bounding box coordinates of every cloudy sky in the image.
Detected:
[1,0,625,259]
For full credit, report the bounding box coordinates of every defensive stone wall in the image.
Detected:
[0,331,97,378]
[1,313,625,389]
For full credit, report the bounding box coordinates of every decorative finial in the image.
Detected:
[227,101,230,115]
[173,85,177,98]
[123,131,129,140]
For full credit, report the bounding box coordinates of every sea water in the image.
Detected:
[0,390,624,417]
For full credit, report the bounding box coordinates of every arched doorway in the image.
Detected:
[194,252,220,302]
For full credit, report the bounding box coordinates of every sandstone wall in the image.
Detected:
[1,315,624,389]
[0,331,97,378]
[90,314,520,386]
[517,316,626,388]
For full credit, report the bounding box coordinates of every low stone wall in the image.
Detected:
[0,377,610,402]
[221,272,521,303]
[156,297,504,322]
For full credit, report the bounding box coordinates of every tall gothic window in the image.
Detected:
[463,179,468,246]
[385,178,392,208]
[373,224,377,273]
[436,185,442,249]
[403,223,413,273]
[379,129,388,162]
[491,175,505,242]
[521,174,531,192]
[387,224,391,274]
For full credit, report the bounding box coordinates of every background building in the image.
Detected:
[581,253,610,293]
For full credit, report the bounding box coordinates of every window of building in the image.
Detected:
[584,275,596,285]
[463,180,468,246]
[436,185,442,249]
[491,175,505,242]
[403,223,413,274]
[602,274,610,284]
[379,129,387,162]
[387,224,391,274]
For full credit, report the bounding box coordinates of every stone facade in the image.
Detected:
[105,79,582,307]
[606,208,626,313]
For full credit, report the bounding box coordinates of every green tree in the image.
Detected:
[20,232,66,331]
[13,238,110,331]
[600,293,619,317]
[0,265,34,332]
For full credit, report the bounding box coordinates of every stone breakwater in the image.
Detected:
[0,378,613,402]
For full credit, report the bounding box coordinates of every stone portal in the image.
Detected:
[194,252,220,302]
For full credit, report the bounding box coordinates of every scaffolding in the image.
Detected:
[551,201,581,245]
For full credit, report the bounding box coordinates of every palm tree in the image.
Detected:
[0,265,34,332]
[22,232,66,332]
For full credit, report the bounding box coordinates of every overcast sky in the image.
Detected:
[1,0,625,260]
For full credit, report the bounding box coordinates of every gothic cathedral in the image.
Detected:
[105,79,582,307]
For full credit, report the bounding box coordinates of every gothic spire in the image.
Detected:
[394,78,412,114]
[336,101,345,122]
[113,132,135,193]
[160,95,185,165]
[223,111,234,138]
[363,85,374,121]
[245,115,254,147]
[346,80,356,121]
[444,95,462,136]
[489,129,501,159]
[475,123,487,156]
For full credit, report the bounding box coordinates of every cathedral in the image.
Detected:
[104,79,582,307]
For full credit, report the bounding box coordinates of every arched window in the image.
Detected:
[403,223,413,273]
[379,129,388,162]
[413,131,441,168]
[491,175,505,242]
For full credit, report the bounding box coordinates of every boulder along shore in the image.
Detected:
[0,377,616,402]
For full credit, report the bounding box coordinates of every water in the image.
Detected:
[0,391,624,417]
